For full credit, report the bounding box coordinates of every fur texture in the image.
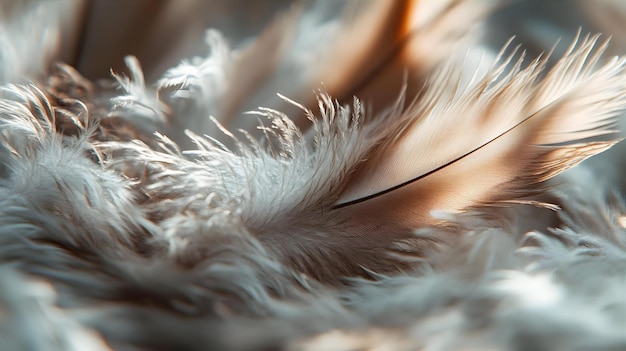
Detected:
[1,1,626,350]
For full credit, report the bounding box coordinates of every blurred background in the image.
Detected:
[5,0,622,81]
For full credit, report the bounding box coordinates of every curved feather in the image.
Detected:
[335,34,626,230]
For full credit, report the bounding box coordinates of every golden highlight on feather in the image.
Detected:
[313,0,488,116]
[312,0,414,104]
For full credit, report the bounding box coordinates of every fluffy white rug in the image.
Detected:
[1,1,626,350]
